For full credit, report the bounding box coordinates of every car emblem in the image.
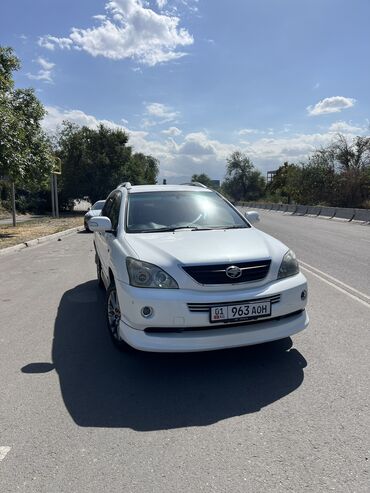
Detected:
[225,265,242,279]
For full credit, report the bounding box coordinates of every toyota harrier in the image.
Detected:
[89,183,309,352]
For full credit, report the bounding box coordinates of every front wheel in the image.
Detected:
[106,282,132,352]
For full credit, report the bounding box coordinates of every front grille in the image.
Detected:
[144,309,303,333]
[182,260,271,285]
[187,294,281,312]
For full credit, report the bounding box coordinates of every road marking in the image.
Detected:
[0,446,11,462]
[300,261,370,308]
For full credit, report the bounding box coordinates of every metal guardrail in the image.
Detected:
[238,202,370,223]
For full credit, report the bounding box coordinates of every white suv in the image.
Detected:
[89,183,309,352]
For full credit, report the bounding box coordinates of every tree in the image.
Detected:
[130,153,159,184]
[0,46,54,223]
[267,162,302,204]
[191,173,214,188]
[56,122,159,206]
[222,151,265,201]
[309,134,370,207]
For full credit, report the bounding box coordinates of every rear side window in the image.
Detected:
[102,196,114,218]
[109,193,122,230]
[101,192,122,230]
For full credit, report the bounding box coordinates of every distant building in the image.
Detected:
[266,170,277,183]
[211,180,220,188]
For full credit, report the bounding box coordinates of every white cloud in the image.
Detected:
[146,102,178,120]
[238,128,261,136]
[39,0,193,66]
[141,102,180,127]
[37,57,55,71]
[328,120,365,134]
[43,106,127,133]
[43,106,368,183]
[27,57,55,83]
[307,96,356,116]
[162,126,182,136]
[38,35,73,50]
[245,133,332,163]
[156,0,167,8]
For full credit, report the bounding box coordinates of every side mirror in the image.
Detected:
[88,216,113,232]
[244,211,260,223]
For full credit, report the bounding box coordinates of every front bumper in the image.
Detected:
[119,310,308,352]
[115,272,309,352]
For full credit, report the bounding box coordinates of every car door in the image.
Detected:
[95,194,115,279]
[99,192,122,282]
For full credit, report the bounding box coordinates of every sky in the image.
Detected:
[1,0,370,183]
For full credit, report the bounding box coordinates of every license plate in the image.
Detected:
[210,301,271,323]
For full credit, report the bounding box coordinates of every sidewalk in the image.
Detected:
[0,214,43,225]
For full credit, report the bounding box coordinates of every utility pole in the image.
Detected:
[11,181,16,227]
[54,173,59,218]
[51,157,61,218]
[51,174,55,217]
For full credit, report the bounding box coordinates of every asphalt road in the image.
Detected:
[242,208,370,299]
[0,219,369,492]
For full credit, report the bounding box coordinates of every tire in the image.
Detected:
[106,281,132,352]
[96,255,104,288]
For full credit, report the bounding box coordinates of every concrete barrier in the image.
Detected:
[306,206,321,216]
[319,207,336,218]
[294,204,308,215]
[335,207,355,221]
[285,204,297,214]
[238,201,368,224]
[352,208,370,223]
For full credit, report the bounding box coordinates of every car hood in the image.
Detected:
[124,227,288,268]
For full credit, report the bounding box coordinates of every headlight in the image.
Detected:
[126,258,178,289]
[278,250,299,279]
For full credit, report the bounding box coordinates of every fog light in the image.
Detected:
[141,306,153,318]
[301,289,307,300]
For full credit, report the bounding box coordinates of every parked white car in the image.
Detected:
[89,183,309,352]
[84,200,106,231]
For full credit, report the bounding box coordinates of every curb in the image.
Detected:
[0,226,84,256]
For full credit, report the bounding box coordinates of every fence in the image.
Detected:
[238,202,370,223]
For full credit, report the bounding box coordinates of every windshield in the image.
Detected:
[92,201,105,210]
[126,191,249,233]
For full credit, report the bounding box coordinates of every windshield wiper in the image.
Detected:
[140,226,214,233]
[216,225,248,230]
[135,225,247,233]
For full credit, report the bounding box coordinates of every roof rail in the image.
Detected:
[180,182,208,189]
[118,182,132,190]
